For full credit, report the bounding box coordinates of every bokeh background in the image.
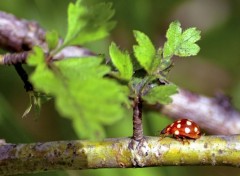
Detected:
[0,0,240,175]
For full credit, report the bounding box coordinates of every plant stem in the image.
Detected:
[132,96,143,141]
[14,63,33,92]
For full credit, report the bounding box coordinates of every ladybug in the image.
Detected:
[160,119,201,140]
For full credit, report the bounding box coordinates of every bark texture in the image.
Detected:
[0,135,240,175]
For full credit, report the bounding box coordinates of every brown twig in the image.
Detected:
[0,11,94,63]
[132,96,143,141]
[14,63,33,92]
[0,51,28,65]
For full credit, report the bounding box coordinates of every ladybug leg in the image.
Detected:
[175,135,183,143]
[182,137,190,145]
[161,133,167,138]
[158,134,167,142]
[174,134,182,141]
[175,136,190,145]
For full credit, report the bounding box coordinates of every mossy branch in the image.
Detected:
[0,135,240,175]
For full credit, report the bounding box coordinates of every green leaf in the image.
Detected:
[27,47,129,139]
[163,21,201,58]
[27,46,45,66]
[142,84,178,105]
[64,0,115,46]
[55,56,110,80]
[133,30,156,74]
[163,21,182,59]
[109,42,133,80]
[64,1,87,46]
[177,27,201,56]
[46,30,59,51]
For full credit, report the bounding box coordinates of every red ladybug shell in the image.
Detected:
[161,119,201,139]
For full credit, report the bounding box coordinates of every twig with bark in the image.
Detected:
[0,135,240,175]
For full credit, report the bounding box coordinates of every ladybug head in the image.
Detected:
[160,128,167,134]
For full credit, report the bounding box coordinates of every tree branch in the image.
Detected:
[0,11,94,61]
[160,89,240,135]
[0,11,46,52]
[0,135,240,175]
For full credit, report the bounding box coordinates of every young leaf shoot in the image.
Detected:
[163,20,201,59]
[46,30,59,51]
[133,30,156,74]
[109,42,133,81]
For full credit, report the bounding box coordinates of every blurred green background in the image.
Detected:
[0,0,240,175]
